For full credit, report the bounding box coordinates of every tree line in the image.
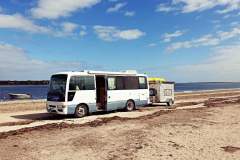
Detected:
[0,80,49,85]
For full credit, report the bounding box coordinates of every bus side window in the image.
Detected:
[69,77,77,91]
[116,77,124,90]
[69,76,95,91]
[108,77,116,90]
[139,77,147,89]
[83,76,95,90]
[124,76,139,89]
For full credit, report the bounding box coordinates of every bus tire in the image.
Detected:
[74,104,88,118]
[125,100,135,111]
[167,99,174,107]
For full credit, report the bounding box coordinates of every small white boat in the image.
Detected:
[8,93,32,99]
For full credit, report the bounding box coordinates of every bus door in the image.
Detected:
[96,75,107,111]
[106,77,122,111]
[138,77,149,104]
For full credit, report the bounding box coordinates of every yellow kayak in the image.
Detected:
[148,77,166,83]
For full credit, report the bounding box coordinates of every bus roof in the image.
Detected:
[53,70,147,77]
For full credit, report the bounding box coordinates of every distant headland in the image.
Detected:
[0,80,49,85]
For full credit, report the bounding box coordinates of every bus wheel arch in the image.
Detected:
[74,103,89,118]
[125,99,136,111]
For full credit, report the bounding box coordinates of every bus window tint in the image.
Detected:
[69,76,95,90]
[124,77,139,89]
[139,77,147,89]
[108,77,116,90]
[116,77,124,90]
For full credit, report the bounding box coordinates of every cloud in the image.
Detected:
[217,27,240,40]
[216,0,240,14]
[93,25,145,41]
[157,0,240,14]
[0,14,86,38]
[106,2,127,13]
[124,11,135,17]
[61,22,78,33]
[55,22,80,37]
[118,30,145,40]
[148,43,157,47]
[162,30,185,42]
[174,44,240,82]
[79,30,87,36]
[106,3,134,17]
[176,0,240,13]
[31,0,101,19]
[55,23,88,37]
[230,21,240,27]
[0,13,51,33]
[156,4,176,12]
[79,25,87,36]
[167,26,240,52]
[0,43,100,80]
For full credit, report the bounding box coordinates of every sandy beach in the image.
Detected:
[0,89,240,160]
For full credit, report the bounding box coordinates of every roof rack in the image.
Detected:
[83,70,138,75]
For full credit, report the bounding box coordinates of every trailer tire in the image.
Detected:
[125,100,135,111]
[149,88,157,96]
[167,99,174,107]
[74,104,88,118]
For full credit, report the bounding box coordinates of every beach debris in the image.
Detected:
[221,146,240,153]
[204,96,240,107]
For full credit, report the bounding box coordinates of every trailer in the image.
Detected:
[148,78,175,107]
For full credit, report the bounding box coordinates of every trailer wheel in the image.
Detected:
[125,100,135,111]
[149,88,157,96]
[74,104,88,118]
[167,99,174,107]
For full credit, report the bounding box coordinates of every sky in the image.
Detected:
[0,0,240,82]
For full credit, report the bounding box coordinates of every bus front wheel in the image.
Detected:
[74,104,88,118]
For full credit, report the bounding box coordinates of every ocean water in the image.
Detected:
[0,85,48,101]
[0,82,240,101]
[175,82,240,92]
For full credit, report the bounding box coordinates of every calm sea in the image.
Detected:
[0,82,240,101]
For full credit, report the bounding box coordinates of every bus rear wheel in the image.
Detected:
[74,104,88,118]
[125,100,135,111]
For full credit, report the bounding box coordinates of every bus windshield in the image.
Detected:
[49,74,67,93]
[47,74,67,102]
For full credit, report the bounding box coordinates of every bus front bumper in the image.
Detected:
[46,102,68,115]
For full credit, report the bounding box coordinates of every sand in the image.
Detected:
[0,89,240,160]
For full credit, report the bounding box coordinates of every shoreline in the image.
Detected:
[0,88,240,104]
[0,84,48,87]
[175,87,240,93]
[0,99,46,104]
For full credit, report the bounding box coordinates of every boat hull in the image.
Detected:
[8,93,32,100]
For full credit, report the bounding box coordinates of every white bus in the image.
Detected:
[46,70,149,118]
